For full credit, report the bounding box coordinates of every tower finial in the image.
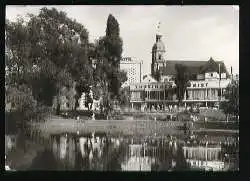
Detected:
[156,21,161,35]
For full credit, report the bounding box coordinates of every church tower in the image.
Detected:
[151,22,166,80]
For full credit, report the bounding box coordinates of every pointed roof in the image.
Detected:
[199,57,228,75]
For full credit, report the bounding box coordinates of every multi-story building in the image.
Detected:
[120,57,143,86]
[129,27,232,111]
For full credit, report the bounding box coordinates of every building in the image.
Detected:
[129,24,231,111]
[120,57,143,86]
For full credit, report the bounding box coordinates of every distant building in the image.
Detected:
[129,24,231,111]
[120,57,143,86]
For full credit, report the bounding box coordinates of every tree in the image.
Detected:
[174,64,190,106]
[104,14,123,98]
[5,84,51,151]
[220,80,239,121]
[6,8,92,115]
[27,8,91,113]
[118,86,130,107]
[89,14,125,118]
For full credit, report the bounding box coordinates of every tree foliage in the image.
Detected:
[174,64,190,105]
[104,14,124,98]
[220,80,239,119]
[6,8,93,116]
[89,14,126,116]
[6,9,127,124]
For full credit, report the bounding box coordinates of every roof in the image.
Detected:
[164,60,207,75]
[162,58,229,77]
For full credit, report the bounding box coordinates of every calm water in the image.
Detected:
[29,133,239,171]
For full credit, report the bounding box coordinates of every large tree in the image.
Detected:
[27,8,91,114]
[90,14,126,117]
[220,80,239,121]
[104,14,123,98]
[174,64,190,106]
[6,8,92,116]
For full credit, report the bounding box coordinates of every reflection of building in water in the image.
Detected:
[79,137,87,158]
[60,136,67,159]
[182,145,224,171]
[122,144,155,171]
[52,137,59,158]
[68,137,76,167]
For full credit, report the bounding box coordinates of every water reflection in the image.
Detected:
[30,133,239,171]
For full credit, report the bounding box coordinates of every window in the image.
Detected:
[193,84,196,87]
[206,83,208,87]
[218,89,221,96]
[144,85,146,88]
[198,84,199,87]
[159,54,162,60]
[211,73,213,77]
[201,84,204,87]
[148,85,150,88]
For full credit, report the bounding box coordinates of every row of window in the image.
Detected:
[192,83,208,88]
[135,84,172,89]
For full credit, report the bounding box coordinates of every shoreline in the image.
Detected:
[34,118,238,138]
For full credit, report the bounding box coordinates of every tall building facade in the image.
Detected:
[151,33,167,79]
[120,57,143,86]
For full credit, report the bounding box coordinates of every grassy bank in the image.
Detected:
[194,121,239,130]
[36,117,185,137]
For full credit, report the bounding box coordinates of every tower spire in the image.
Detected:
[156,21,162,35]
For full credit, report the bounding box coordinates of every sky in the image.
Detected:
[6,5,239,75]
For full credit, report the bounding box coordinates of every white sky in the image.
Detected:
[6,5,239,75]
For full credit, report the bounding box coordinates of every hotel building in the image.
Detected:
[129,28,231,111]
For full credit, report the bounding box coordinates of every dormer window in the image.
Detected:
[211,73,213,77]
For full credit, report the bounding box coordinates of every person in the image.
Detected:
[205,117,207,122]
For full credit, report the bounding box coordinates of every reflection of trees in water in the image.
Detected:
[146,140,188,171]
[174,145,188,170]
[30,149,58,170]
[46,134,192,171]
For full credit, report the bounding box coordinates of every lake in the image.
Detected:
[29,132,239,171]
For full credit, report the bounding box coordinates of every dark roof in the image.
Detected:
[162,58,229,76]
[200,58,228,75]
